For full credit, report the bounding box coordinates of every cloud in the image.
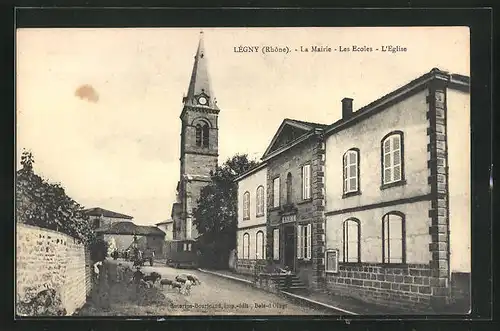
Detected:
[75,84,99,103]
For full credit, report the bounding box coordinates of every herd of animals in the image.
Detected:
[117,263,201,296]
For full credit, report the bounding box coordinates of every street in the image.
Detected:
[106,260,330,315]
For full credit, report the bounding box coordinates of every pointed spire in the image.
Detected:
[184,31,217,108]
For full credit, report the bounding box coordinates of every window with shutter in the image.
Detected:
[302,164,311,200]
[343,149,359,194]
[243,191,250,220]
[297,226,303,259]
[381,132,404,185]
[273,178,280,208]
[273,228,280,260]
[256,186,264,216]
[306,223,312,260]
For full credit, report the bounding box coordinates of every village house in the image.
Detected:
[260,119,327,288]
[156,219,174,241]
[83,207,134,230]
[322,68,470,312]
[94,220,166,255]
[234,163,267,275]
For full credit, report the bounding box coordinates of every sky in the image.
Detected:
[16,27,470,225]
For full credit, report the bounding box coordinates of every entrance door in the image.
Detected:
[284,225,295,270]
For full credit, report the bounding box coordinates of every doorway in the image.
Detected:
[284,225,295,270]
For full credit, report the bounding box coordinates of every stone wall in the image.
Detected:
[325,263,434,312]
[16,223,92,316]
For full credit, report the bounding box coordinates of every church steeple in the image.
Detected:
[183,31,218,109]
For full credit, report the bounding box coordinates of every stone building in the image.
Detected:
[322,68,470,311]
[260,119,327,288]
[233,68,470,312]
[95,221,165,254]
[156,219,174,241]
[234,163,267,275]
[82,207,133,230]
[172,32,219,240]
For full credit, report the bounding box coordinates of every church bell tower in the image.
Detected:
[176,32,219,240]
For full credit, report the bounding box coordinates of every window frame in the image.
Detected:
[380,131,406,189]
[195,124,202,147]
[297,223,312,261]
[256,231,265,260]
[342,148,361,198]
[286,172,293,204]
[242,233,250,259]
[342,218,361,263]
[256,186,265,217]
[273,228,280,261]
[302,163,312,201]
[243,191,250,220]
[202,123,209,148]
[381,211,406,265]
[325,248,340,274]
[272,177,280,208]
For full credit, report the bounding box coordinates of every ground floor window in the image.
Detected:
[297,223,312,260]
[242,233,250,259]
[343,218,360,263]
[382,212,405,264]
[273,228,279,260]
[256,231,265,260]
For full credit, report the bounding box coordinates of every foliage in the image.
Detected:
[194,154,259,269]
[89,237,109,262]
[16,150,95,245]
[17,287,66,316]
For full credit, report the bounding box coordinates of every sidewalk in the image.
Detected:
[198,268,411,315]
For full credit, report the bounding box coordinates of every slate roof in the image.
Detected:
[95,221,165,236]
[284,118,328,129]
[156,219,174,226]
[82,207,133,220]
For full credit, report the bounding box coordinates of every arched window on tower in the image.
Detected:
[202,123,209,147]
[195,124,202,147]
[195,122,210,148]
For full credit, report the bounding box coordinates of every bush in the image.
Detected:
[89,237,109,262]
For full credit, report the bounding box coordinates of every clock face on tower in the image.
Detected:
[198,96,207,105]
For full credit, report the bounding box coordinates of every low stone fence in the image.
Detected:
[16,223,93,316]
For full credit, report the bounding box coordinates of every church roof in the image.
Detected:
[183,32,218,109]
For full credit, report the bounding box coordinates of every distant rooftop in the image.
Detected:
[82,207,133,220]
[156,220,174,226]
[95,221,165,236]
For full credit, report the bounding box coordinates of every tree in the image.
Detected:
[194,154,259,269]
[16,150,95,245]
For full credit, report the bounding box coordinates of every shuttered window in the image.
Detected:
[302,164,311,200]
[382,133,404,185]
[273,228,280,260]
[343,149,359,193]
[297,224,312,260]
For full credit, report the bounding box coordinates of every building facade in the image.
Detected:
[82,207,134,230]
[261,119,327,288]
[156,220,174,241]
[96,221,166,254]
[322,68,470,311]
[173,32,219,240]
[234,163,267,275]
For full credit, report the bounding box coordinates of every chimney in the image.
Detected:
[342,98,353,119]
